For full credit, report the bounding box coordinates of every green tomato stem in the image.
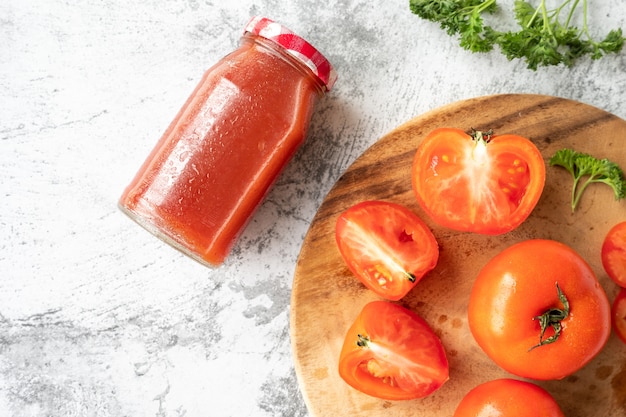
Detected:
[357,334,371,348]
[529,282,570,351]
[470,128,493,144]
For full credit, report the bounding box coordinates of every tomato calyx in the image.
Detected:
[357,334,371,347]
[530,282,570,351]
[470,128,493,144]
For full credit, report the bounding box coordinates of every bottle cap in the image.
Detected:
[244,16,337,91]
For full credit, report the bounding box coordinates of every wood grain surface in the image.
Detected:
[290,94,626,417]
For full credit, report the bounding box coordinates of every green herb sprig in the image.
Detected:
[409,0,625,70]
[549,148,626,212]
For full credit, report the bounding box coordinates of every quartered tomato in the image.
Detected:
[335,200,439,300]
[602,221,626,287]
[468,239,611,380]
[338,301,449,400]
[613,288,626,345]
[453,378,565,417]
[411,128,545,235]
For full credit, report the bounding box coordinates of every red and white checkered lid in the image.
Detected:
[244,16,337,91]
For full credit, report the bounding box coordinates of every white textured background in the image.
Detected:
[1,0,625,416]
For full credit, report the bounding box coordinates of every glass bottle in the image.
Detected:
[119,16,337,267]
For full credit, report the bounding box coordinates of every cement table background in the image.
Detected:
[1,1,625,416]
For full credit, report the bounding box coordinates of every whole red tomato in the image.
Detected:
[613,288,626,345]
[338,301,449,400]
[453,378,565,417]
[335,200,439,300]
[602,221,626,287]
[411,128,545,235]
[468,239,611,380]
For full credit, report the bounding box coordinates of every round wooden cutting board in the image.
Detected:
[290,94,626,417]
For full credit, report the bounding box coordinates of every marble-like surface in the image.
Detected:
[1,0,625,416]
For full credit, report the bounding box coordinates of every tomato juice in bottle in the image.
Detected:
[119,17,336,267]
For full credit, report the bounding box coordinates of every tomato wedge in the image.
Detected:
[411,128,545,235]
[453,378,565,417]
[602,221,626,287]
[338,301,449,400]
[613,288,626,345]
[335,201,439,300]
[468,239,611,380]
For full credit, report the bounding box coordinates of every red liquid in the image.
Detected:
[119,36,324,266]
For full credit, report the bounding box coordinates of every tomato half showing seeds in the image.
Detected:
[411,128,545,235]
[613,288,626,345]
[335,200,439,301]
[602,221,626,287]
[468,239,611,380]
[453,378,565,417]
[338,301,449,400]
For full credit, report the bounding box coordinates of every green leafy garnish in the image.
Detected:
[549,148,626,212]
[409,0,625,70]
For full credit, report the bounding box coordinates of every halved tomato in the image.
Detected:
[411,128,545,235]
[602,221,626,287]
[335,200,439,300]
[613,288,626,345]
[338,301,449,400]
[453,378,565,417]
